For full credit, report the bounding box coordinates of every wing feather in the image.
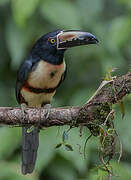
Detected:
[16,60,33,103]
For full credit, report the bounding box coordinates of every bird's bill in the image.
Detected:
[57,30,99,49]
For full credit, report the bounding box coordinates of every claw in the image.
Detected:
[44,104,51,120]
[21,103,35,133]
[21,103,27,122]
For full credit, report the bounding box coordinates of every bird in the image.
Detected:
[15,30,98,175]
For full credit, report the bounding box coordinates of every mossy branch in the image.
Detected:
[0,72,130,128]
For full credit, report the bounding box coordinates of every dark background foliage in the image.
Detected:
[0,0,131,179]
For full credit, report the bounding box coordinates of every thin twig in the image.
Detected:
[87,80,113,103]
[0,72,130,127]
[84,134,92,159]
[103,110,115,126]
[115,130,123,163]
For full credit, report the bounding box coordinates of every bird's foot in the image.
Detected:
[38,104,51,130]
[21,103,27,122]
[44,104,51,120]
[20,103,34,133]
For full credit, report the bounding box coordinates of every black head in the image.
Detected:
[31,30,99,65]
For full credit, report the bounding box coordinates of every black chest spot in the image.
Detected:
[50,70,57,78]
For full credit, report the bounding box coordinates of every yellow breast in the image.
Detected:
[21,89,56,107]
[28,60,66,89]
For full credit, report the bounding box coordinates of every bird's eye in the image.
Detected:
[50,38,55,43]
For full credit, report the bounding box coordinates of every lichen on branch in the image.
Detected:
[0,71,130,178]
[0,71,130,128]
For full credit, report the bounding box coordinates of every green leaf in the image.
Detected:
[120,101,125,119]
[27,125,34,133]
[65,144,73,151]
[88,161,131,180]
[40,0,81,29]
[55,143,63,149]
[58,127,92,173]
[104,67,114,81]
[11,0,39,27]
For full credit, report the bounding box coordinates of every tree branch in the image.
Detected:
[0,72,131,129]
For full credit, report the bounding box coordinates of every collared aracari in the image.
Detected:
[15,30,98,174]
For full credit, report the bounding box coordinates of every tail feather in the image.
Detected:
[22,126,39,174]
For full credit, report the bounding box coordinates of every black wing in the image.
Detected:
[15,60,33,104]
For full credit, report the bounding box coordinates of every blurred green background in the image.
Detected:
[0,0,131,179]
